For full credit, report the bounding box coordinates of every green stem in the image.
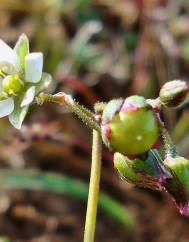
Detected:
[84,130,102,242]
[36,92,101,132]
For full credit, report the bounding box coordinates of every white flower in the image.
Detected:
[0,34,45,129]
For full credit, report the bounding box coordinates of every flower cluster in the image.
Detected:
[0,34,51,129]
[100,81,189,215]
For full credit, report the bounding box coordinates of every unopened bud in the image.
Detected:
[159,80,189,107]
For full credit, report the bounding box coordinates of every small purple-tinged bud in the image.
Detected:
[101,95,160,155]
[159,80,189,107]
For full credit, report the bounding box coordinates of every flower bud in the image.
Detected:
[114,151,168,190]
[159,80,189,107]
[164,156,189,215]
[2,75,23,95]
[101,95,160,155]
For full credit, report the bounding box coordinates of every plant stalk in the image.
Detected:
[84,129,102,242]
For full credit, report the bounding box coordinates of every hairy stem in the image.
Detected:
[36,92,101,132]
[84,130,102,242]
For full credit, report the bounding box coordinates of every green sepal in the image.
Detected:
[121,95,147,112]
[101,98,123,149]
[8,98,29,129]
[102,98,123,124]
[14,33,29,73]
[114,152,143,184]
[35,72,53,94]
[114,151,167,190]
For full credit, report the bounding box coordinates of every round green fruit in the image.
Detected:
[101,95,159,155]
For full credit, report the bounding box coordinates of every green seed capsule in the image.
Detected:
[101,95,160,155]
[2,75,24,96]
[159,80,189,107]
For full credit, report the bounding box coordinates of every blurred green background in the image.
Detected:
[0,0,189,241]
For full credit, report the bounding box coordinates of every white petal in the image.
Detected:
[25,52,43,83]
[21,86,35,107]
[0,97,14,118]
[0,39,19,74]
